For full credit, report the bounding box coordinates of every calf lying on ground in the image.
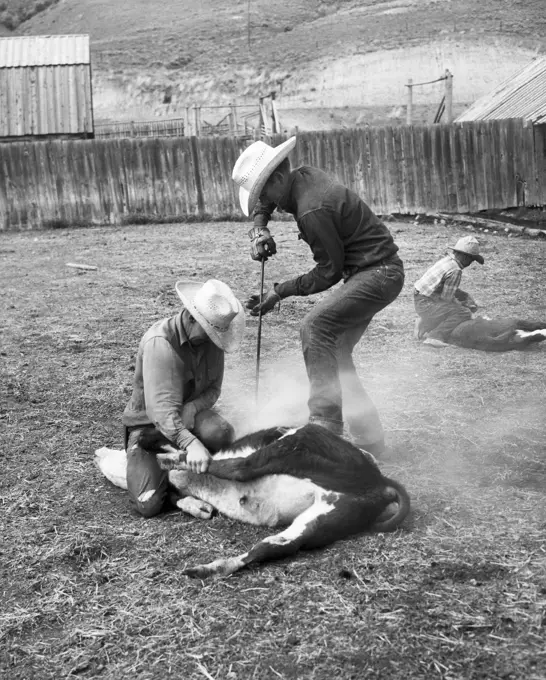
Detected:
[95,424,410,578]
[448,316,546,352]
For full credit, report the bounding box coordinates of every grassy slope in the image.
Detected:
[16,0,546,75]
[10,0,546,124]
[1,219,545,679]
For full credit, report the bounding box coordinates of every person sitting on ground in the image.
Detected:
[413,235,483,348]
[231,136,404,457]
[122,279,245,517]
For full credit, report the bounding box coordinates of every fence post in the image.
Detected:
[230,103,238,136]
[189,135,205,216]
[185,106,190,136]
[406,79,413,125]
[445,70,453,123]
[193,106,200,137]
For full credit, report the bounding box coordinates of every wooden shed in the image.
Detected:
[456,57,546,207]
[455,57,546,126]
[0,34,94,141]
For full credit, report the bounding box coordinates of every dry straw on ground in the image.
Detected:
[1,218,545,679]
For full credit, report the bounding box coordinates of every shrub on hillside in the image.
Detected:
[0,0,59,29]
[0,10,17,29]
[166,54,192,70]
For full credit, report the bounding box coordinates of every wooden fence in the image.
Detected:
[0,119,544,229]
[287,120,544,215]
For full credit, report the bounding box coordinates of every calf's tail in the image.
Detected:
[371,478,411,532]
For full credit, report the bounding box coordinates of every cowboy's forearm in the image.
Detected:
[252,200,276,227]
[275,268,339,298]
[146,404,196,450]
[142,337,196,449]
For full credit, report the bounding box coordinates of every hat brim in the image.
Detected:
[450,247,484,265]
[239,136,297,217]
[175,280,245,352]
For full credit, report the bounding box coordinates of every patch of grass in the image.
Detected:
[41,217,94,230]
[119,212,246,226]
[1,220,545,679]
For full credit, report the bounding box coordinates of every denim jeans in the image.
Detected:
[414,292,472,341]
[125,409,234,518]
[301,257,404,450]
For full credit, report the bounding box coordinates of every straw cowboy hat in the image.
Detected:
[448,236,484,265]
[175,279,245,352]
[232,136,297,216]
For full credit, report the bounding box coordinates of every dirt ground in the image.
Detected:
[1,218,546,679]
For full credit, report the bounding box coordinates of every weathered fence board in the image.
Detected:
[0,119,543,229]
[535,125,546,207]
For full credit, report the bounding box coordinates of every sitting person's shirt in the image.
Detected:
[414,254,462,302]
[122,310,223,450]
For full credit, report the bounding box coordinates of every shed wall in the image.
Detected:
[0,64,93,137]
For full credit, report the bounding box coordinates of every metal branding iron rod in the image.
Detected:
[255,257,265,404]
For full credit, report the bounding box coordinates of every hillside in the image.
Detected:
[4,0,546,126]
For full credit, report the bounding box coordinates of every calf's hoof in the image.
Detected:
[423,337,450,348]
[176,497,214,519]
[182,564,215,579]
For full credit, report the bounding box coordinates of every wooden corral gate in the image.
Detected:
[0,119,544,229]
[95,118,186,139]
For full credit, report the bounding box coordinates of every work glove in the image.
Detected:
[245,288,281,316]
[248,226,277,261]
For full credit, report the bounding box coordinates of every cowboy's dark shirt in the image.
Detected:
[253,166,399,298]
[122,310,224,449]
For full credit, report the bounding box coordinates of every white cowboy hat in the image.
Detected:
[232,136,297,217]
[448,236,484,265]
[175,279,245,352]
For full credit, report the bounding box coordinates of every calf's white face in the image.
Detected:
[168,468,320,528]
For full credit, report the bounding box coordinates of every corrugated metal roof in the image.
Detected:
[456,57,546,125]
[0,34,90,68]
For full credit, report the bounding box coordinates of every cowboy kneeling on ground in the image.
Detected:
[413,235,484,348]
[122,279,245,517]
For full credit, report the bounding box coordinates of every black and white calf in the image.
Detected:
[95,424,410,578]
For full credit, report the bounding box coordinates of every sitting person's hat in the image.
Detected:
[175,279,245,352]
[449,236,484,265]
[232,136,297,217]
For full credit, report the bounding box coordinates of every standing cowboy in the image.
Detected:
[122,279,245,517]
[232,137,404,457]
[413,235,483,348]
